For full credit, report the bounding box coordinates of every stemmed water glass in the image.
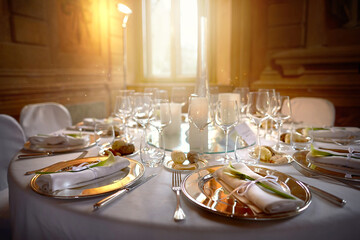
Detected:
[270,95,291,151]
[94,123,115,151]
[114,95,132,141]
[233,87,249,117]
[149,99,172,154]
[258,89,275,138]
[188,95,213,158]
[171,87,187,107]
[215,98,240,163]
[246,91,270,163]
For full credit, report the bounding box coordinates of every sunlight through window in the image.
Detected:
[143,0,198,80]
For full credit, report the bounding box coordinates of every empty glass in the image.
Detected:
[114,95,132,141]
[215,98,240,163]
[270,95,291,151]
[188,95,213,157]
[171,87,187,107]
[233,87,249,117]
[94,123,115,150]
[149,99,172,156]
[246,91,270,163]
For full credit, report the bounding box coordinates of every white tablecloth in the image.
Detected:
[8,129,360,240]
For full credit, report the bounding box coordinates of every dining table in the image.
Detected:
[7,123,360,240]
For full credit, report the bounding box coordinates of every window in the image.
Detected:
[142,0,198,81]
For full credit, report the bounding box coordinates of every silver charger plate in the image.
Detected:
[181,165,311,220]
[23,134,96,153]
[30,157,145,199]
[293,151,360,182]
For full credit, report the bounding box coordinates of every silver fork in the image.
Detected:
[172,172,186,221]
[290,161,360,191]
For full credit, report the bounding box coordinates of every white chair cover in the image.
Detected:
[282,97,335,127]
[0,115,26,190]
[20,102,72,139]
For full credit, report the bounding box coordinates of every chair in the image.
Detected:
[20,102,72,139]
[0,114,26,239]
[283,97,335,127]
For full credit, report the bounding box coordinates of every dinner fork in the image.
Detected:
[290,161,360,191]
[172,172,186,221]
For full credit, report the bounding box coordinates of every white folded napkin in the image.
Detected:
[310,127,360,139]
[213,163,304,214]
[36,155,130,193]
[29,135,86,147]
[313,141,360,152]
[307,150,360,176]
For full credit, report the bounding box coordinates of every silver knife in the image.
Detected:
[301,181,346,207]
[93,174,157,210]
[24,151,88,175]
[18,152,55,159]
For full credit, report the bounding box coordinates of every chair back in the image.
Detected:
[20,102,72,139]
[0,114,26,190]
[282,97,335,127]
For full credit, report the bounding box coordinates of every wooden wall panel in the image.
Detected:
[246,0,360,127]
[0,0,124,122]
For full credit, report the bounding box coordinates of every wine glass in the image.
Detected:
[156,89,169,101]
[233,87,249,117]
[94,123,114,151]
[149,99,172,154]
[171,87,187,107]
[114,95,132,141]
[246,91,270,163]
[258,89,275,138]
[270,95,291,151]
[144,88,158,101]
[215,98,240,163]
[188,95,213,158]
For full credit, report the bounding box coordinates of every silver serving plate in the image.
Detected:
[30,157,145,199]
[293,151,360,182]
[23,134,96,153]
[181,165,311,220]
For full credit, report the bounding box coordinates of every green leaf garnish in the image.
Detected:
[310,145,360,159]
[226,163,296,200]
[66,133,82,138]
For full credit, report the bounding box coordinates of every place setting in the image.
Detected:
[19,132,97,158]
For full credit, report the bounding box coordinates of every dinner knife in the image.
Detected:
[93,174,157,210]
[24,151,88,175]
[301,181,346,207]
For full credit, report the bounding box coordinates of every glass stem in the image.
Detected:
[256,123,261,147]
[199,129,204,157]
[276,120,283,147]
[224,128,230,159]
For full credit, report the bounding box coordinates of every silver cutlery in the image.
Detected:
[93,174,157,210]
[290,161,360,191]
[290,162,346,207]
[172,172,186,221]
[18,152,56,159]
[298,179,346,207]
[24,151,88,175]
